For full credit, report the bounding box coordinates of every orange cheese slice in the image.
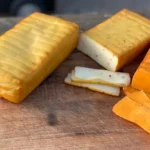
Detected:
[123,86,139,95]
[127,91,150,108]
[113,96,150,133]
[123,86,150,99]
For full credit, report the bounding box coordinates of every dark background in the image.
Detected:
[0,0,150,16]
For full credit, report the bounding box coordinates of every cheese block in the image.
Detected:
[71,66,131,87]
[132,49,150,94]
[0,12,79,103]
[65,73,120,96]
[113,96,150,133]
[77,9,150,71]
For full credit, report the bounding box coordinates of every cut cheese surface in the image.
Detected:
[65,73,120,96]
[0,12,79,103]
[71,66,131,87]
[113,96,150,133]
[132,49,150,94]
[77,9,150,71]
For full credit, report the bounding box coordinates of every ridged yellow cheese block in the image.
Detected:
[132,49,150,94]
[78,9,150,71]
[0,12,79,103]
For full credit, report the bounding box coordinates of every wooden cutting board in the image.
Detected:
[0,13,150,150]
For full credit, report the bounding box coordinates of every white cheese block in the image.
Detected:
[77,9,150,71]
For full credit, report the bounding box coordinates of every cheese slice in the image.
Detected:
[71,66,131,87]
[127,91,150,108]
[77,9,150,71]
[0,12,79,103]
[123,86,139,95]
[132,49,150,94]
[65,73,120,96]
[113,96,150,133]
[123,86,150,100]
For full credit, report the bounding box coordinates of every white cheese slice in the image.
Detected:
[65,73,120,96]
[71,66,131,87]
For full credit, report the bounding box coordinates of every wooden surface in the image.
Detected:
[0,13,150,150]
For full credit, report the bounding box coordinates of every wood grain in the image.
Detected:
[0,12,150,150]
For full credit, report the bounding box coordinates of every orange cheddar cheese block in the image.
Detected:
[0,12,79,103]
[78,9,150,71]
[113,96,150,133]
[132,50,150,93]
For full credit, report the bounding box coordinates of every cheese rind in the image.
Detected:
[65,73,120,96]
[0,12,79,103]
[71,66,131,87]
[78,9,150,71]
[113,96,150,133]
[132,50,150,94]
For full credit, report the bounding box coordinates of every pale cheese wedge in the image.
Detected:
[77,9,150,71]
[0,12,79,103]
[65,73,120,96]
[71,66,131,87]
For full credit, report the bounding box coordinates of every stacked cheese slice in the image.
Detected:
[113,49,150,133]
[65,66,131,96]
